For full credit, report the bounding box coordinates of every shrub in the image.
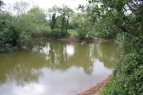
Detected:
[0,20,20,51]
[47,29,69,39]
[76,28,93,40]
[102,77,122,95]
[115,52,143,95]
[103,34,143,95]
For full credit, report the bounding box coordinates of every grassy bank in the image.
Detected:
[67,29,78,36]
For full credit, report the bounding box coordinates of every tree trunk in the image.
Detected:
[61,12,65,33]
[66,17,69,34]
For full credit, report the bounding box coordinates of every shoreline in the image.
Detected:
[59,34,114,44]
[75,74,112,95]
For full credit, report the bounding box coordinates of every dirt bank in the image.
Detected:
[59,34,79,42]
[59,34,114,43]
[75,75,112,95]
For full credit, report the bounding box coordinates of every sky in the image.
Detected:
[4,0,87,11]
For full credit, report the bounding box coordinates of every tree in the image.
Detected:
[18,6,51,44]
[48,5,58,31]
[50,13,56,31]
[70,13,84,29]
[70,12,95,40]
[0,10,20,51]
[55,15,62,28]
[58,5,74,33]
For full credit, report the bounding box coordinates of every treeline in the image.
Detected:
[0,0,76,51]
[0,0,108,52]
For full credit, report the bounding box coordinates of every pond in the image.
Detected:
[0,41,119,95]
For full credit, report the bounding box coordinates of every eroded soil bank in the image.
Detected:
[75,75,112,95]
[59,34,114,43]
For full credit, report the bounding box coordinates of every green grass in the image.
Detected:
[67,29,78,36]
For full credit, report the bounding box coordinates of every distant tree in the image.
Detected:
[48,5,74,38]
[55,15,62,28]
[58,5,74,33]
[18,6,51,42]
[50,13,56,31]
[48,5,58,31]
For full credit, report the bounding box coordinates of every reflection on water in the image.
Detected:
[66,45,74,56]
[0,41,119,95]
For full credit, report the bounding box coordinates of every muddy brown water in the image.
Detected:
[0,40,119,95]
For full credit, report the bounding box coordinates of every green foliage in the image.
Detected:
[50,13,56,30]
[48,5,74,37]
[115,53,143,95]
[15,5,51,46]
[102,32,143,95]
[47,29,69,39]
[104,50,143,95]
[70,13,83,29]
[55,16,62,28]
[112,33,143,95]
[78,3,119,39]
[0,1,51,51]
[0,11,19,51]
[102,77,122,95]
[94,17,119,39]
[76,28,93,40]
[70,13,95,40]
[48,29,61,39]
[1,2,74,51]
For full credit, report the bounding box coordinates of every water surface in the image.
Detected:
[0,41,119,95]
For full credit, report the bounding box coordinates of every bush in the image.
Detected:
[76,28,93,40]
[47,29,69,39]
[115,52,143,95]
[95,30,117,39]
[47,29,61,39]
[103,34,143,95]
[102,77,122,95]
[0,20,20,51]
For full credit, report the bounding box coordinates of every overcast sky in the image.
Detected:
[4,0,87,11]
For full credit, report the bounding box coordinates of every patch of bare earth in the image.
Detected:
[59,34,79,42]
[91,37,114,44]
[75,75,112,95]
[59,34,114,43]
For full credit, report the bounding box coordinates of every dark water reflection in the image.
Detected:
[0,41,119,95]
